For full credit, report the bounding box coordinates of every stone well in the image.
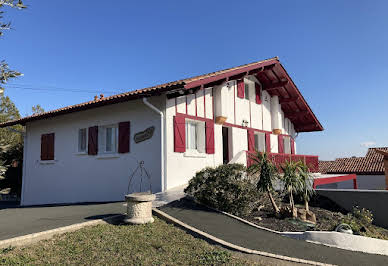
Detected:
[124,192,156,224]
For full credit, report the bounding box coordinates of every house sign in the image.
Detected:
[134,126,155,143]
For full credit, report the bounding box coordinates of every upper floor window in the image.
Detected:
[78,128,87,153]
[244,83,250,100]
[185,120,205,153]
[254,132,266,152]
[283,136,291,154]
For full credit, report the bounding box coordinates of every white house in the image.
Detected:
[0,57,323,206]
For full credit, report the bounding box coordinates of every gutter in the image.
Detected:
[142,97,166,191]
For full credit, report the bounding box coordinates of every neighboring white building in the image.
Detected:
[0,57,323,206]
[318,147,388,190]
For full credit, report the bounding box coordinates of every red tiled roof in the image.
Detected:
[0,57,323,132]
[319,147,388,175]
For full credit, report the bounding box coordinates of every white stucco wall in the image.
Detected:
[165,95,223,190]
[22,98,163,206]
[262,90,272,131]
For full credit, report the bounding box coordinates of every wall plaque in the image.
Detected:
[134,126,155,143]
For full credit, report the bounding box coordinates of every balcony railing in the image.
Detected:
[246,151,319,173]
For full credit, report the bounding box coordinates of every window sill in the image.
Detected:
[96,153,120,159]
[75,152,88,156]
[184,150,206,158]
[39,160,57,164]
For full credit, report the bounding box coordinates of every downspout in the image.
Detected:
[142,97,166,191]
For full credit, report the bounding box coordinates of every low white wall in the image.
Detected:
[22,98,163,206]
[282,231,388,256]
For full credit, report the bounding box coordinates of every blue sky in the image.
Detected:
[2,0,388,160]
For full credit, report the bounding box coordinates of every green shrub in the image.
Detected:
[184,164,259,216]
[342,206,373,234]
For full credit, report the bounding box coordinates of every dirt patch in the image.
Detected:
[242,192,388,240]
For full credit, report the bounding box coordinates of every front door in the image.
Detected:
[222,127,229,164]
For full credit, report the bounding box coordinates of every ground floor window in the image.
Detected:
[185,120,205,153]
[78,128,87,153]
[99,125,118,153]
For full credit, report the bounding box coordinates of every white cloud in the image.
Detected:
[360,141,376,147]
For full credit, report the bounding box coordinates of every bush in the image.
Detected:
[184,164,259,216]
[342,206,373,234]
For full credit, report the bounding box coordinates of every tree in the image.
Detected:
[31,104,44,115]
[248,151,280,215]
[0,95,23,146]
[298,162,315,212]
[280,160,303,218]
[0,95,23,168]
[0,0,26,90]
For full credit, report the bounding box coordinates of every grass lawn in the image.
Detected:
[0,217,259,265]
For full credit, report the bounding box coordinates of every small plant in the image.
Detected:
[248,152,280,215]
[298,162,315,212]
[280,160,303,217]
[185,164,258,216]
[342,206,373,234]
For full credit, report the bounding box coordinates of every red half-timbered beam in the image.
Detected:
[184,60,278,89]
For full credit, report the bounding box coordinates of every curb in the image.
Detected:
[0,214,125,249]
[152,208,332,266]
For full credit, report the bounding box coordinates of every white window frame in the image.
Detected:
[99,124,119,154]
[184,119,206,157]
[77,128,88,154]
[244,82,250,100]
[283,136,291,154]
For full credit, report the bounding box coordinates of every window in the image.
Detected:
[244,83,250,100]
[185,120,205,153]
[254,132,266,152]
[78,128,87,153]
[100,125,118,153]
[283,136,291,154]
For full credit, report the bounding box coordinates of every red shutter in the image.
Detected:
[291,138,295,154]
[41,133,55,160]
[278,135,284,154]
[174,116,186,153]
[205,121,215,154]
[247,130,255,152]
[265,133,271,153]
[255,83,262,104]
[88,126,98,155]
[118,121,130,153]
[237,80,245,98]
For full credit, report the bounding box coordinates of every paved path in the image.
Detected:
[0,202,125,241]
[0,185,185,241]
[159,199,388,266]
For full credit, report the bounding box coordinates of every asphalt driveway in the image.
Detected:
[159,199,388,266]
[0,201,125,241]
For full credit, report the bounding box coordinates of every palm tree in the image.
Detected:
[280,160,303,217]
[298,162,315,212]
[248,151,280,214]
